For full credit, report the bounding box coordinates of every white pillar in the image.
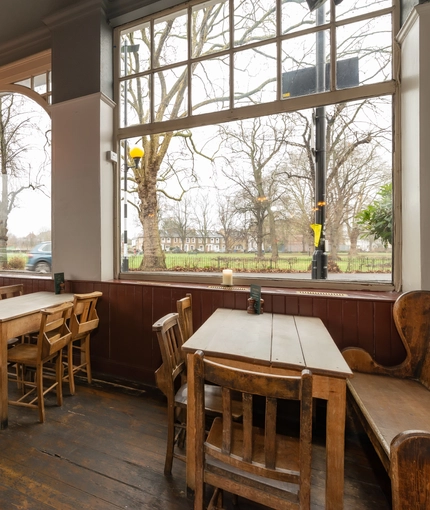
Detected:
[51,92,115,281]
[398,4,430,291]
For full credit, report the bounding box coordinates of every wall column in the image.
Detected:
[399,3,430,291]
[46,0,116,281]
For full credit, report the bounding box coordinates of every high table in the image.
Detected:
[0,291,74,429]
[182,308,353,510]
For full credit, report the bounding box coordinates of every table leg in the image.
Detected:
[325,378,347,510]
[186,352,196,497]
[0,324,8,429]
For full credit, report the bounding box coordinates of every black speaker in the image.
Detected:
[306,0,326,11]
[306,0,343,12]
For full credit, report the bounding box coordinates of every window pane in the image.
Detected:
[234,0,276,47]
[0,93,52,272]
[154,10,188,68]
[120,24,151,76]
[281,1,325,35]
[336,0,392,21]
[122,97,392,279]
[192,56,230,114]
[282,31,330,99]
[337,14,392,85]
[234,43,277,107]
[15,78,31,88]
[33,74,47,95]
[192,0,229,58]
[120,77,150,127]
[154,66,188,121]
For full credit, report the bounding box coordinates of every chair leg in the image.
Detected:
[67,342,76,395]
[164,400,176,475]
[84,335,92,384]
[36,364,45,423]
[208,488,223,509]
[56,352,63,407]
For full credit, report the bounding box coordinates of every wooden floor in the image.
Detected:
[0,378,391,509]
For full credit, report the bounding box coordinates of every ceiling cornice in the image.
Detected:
[43,0,108,29]
[0,27,51,68]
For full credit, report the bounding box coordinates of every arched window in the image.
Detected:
[0,51,52,273]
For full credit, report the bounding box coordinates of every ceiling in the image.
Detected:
[1,0,77,47]
[0,0,160,52]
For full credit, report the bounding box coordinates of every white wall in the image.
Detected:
[51,92,115,281]
[399,3,430,291]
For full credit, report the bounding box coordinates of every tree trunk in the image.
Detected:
[267,207,278,260]
[0,173,8,268]
[137,160,166,270]
[349,227,359,256]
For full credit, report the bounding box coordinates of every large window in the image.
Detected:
[115,0,397,286]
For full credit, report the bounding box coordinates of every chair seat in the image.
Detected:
[175,383,242,419]
[7,343,38,365]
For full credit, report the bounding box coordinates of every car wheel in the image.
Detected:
[35,261,51,273]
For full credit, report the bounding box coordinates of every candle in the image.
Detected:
[222,269,233,286]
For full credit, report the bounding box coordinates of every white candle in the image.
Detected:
[222,269,233,286]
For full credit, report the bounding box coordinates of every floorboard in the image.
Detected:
[0,378,391,509]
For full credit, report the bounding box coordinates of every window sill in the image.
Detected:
[119,270,394,293]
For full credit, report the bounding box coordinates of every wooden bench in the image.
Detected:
[343,290,430,510]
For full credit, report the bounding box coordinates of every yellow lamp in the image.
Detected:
[130,146,144,167]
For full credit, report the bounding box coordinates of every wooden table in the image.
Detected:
[0,291,74,429]
[182,308,353,510]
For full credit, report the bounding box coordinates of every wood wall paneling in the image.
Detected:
[0,277,402,386]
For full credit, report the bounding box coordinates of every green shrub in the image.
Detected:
[8,256,25,270]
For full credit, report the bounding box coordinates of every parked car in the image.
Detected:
[25,241,52,272]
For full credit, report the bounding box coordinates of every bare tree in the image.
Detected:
[0,94,50,268]
[122,1,279,269]
[162,196,194,251]
[218,116,291,258]
[192,193,215,252]
[216,194,240,253]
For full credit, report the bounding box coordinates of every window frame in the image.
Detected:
[114,0,400,292]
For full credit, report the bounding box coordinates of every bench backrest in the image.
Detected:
[393,290,430,387]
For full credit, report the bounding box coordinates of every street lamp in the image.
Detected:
[120,40,141,272]
[122,145,144,272]
[311,2,328,280]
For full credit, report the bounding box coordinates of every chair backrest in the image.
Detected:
[193,350,313,509]
[0,284,23,300]
[70,291,102,340]
[176,293,193,342]
[153,313,185,398]
[393,290,430,385]
[38,302,73,359]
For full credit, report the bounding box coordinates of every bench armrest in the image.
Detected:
[391,430,430,510]
[342,347,409,376]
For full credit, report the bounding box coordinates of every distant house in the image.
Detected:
[159,231,226,252]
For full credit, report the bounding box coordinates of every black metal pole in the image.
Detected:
[311,4,328,279]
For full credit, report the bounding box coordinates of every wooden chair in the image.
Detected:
[193,350,313,510]
[0,284,24,300]
[0,284,24,348]
[177,293,193,342]
[63,291,102,395]
[7,301,73,423]
[153,313,242,475]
